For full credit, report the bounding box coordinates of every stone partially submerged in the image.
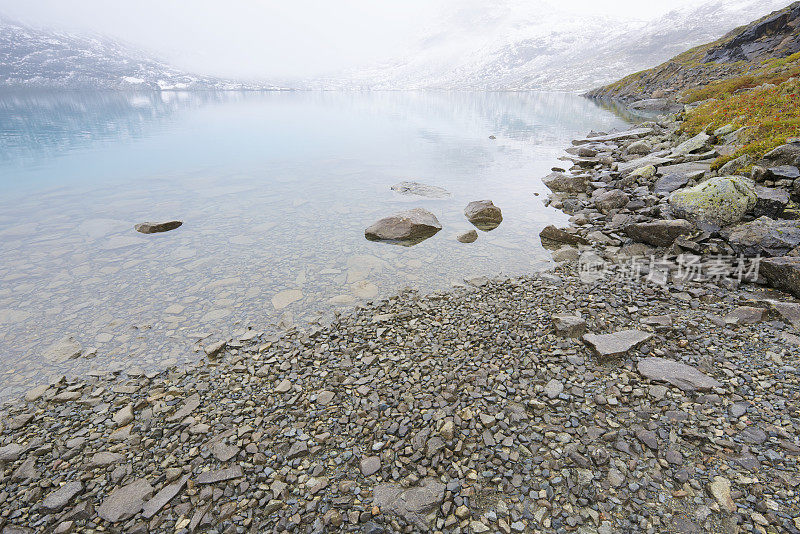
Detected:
[365,208,442,245]
[464,200,503,230]
[668,176,756,231]
[637,357,722,392]
[539,225,589,246]
[134,221,183,234]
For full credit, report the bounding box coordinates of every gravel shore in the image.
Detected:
[1,259,798,533]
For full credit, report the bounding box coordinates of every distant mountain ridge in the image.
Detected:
[315,0,789,92]
[586,1,800,102]
[0,17,281,91]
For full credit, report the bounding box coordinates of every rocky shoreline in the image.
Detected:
[1,114,800,533]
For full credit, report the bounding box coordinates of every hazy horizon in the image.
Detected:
[0,0,776,82]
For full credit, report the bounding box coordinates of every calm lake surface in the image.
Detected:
[0,90,630,400]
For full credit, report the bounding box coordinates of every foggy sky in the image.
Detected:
[0,0,760,80]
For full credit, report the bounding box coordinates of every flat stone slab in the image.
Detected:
[373,478,446,530]
[142,474,190,519]
[582,330,653,359]
[42,481,83,513]
[638,357,722,392]
[572,128,653,146]
[97,478,154,522]
[167,393,201,422]
[617,155,673,174]
[196,465,244,484]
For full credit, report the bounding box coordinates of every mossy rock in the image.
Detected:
[668,176,756,231]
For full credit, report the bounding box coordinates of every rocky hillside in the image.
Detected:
[586,2,800,102]
[0,17,279,91]
[319,0,788,92]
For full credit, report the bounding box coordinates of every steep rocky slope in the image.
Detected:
[587,2,800,102]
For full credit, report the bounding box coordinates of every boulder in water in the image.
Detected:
[464,200,502,230]
[365,208,442,245]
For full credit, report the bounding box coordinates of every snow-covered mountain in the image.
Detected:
[319,0,791,91]
[0,17,280,91]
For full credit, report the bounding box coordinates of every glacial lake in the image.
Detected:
[0,90,630,401]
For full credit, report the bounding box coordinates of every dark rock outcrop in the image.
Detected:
[761,256,800,297]
[722,217,800,257]
[624,219,694,248]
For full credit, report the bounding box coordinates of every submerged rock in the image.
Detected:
[43,336,82,363]
[668,176,756,231]
[457,230,478,243]
[134,221,182,234]
[390,181,451,199]
[365,208,442,244]
[722,217,800,257]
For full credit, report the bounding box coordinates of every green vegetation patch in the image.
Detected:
[682,75,800,170]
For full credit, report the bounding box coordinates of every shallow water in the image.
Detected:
[0,90,630,401]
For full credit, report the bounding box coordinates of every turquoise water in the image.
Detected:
[0,90,630,400]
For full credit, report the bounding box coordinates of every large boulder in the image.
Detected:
[594,189,629,213]
[365,209,442,244]
[668,176,756,231]
[760,142,800,167]
[543,172,587,193]
[721,217,800,257]
[464,200,502,230]
[390,181,451,199]
[761,256,800,297]
[753,186,790,218]
[624,219,694,248]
